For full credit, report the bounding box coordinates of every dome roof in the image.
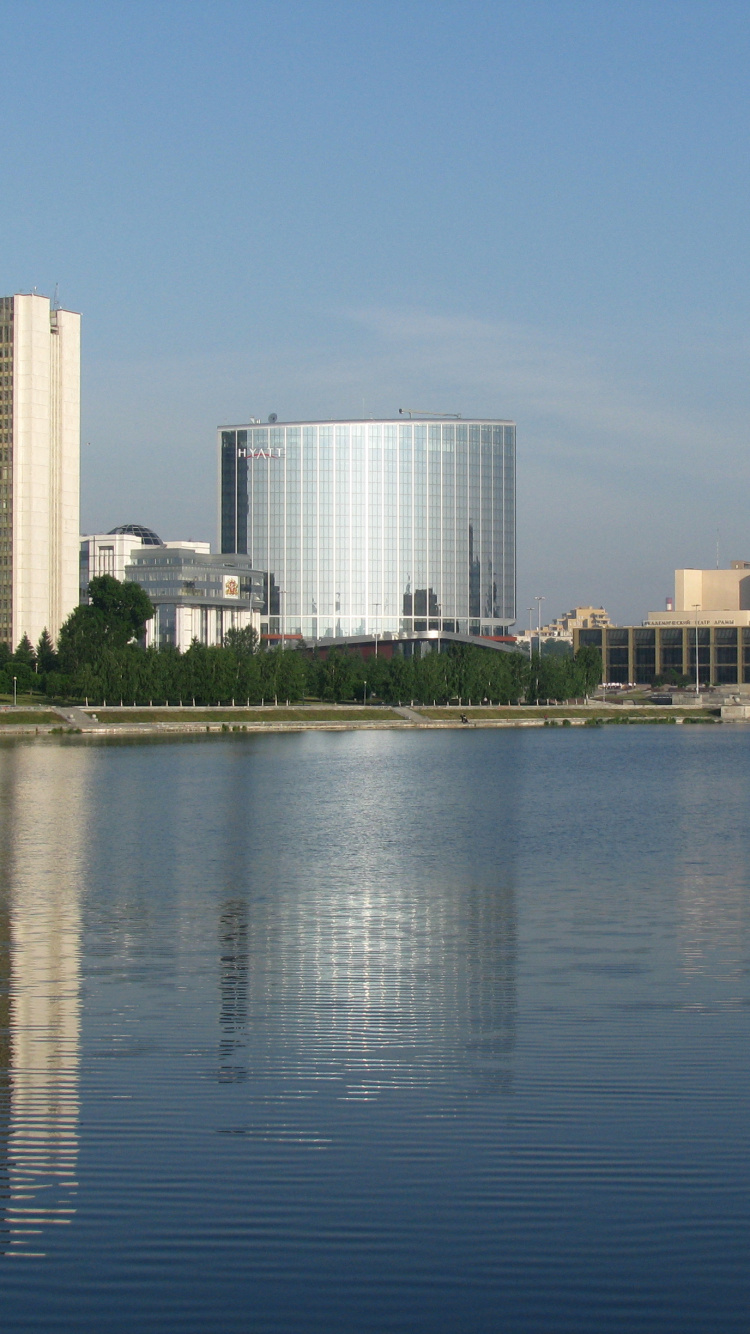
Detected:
[108,524,164,546]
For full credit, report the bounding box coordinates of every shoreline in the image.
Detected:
[0,701,729,737]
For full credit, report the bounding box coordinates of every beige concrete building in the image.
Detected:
[646,562,750,628]
[567,565,750,686]
[0,293,81,649]
[549,605,612,634]
[515,605,612,649]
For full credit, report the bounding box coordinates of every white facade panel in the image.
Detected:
[142,602,259,652]
[8,294,80,648]
[80,533,146,596]
[55,308,81,639]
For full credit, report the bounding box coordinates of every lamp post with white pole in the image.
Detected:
[535,595,545,656]
[13,675,17,707]
[279,588,286,649]
[693,604,700,697]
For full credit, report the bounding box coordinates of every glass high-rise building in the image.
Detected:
[219,417,515,641]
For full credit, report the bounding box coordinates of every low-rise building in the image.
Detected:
[573,624,750,687]
[308,629,519,661]
[515,605,612,650]
[126,545,263,651]
[570,567,750,686]
[80,525,263,651]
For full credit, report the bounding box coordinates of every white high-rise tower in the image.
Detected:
[0,293,80,649]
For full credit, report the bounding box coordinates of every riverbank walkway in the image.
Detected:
[0,698,730,736]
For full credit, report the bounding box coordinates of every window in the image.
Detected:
[97,546,115,577]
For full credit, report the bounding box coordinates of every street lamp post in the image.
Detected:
[13,676,17,707]
[279,588,286,649]
[535,595,545,656]
[363,678,367,705]
[693,604,700,697]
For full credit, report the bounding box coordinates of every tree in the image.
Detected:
[541,638,572,659]
[415,649,450,703]
[223,624,259,657]
[183,641,214,704]
[654,669,691,689]
[7,635,37,696]
[315,649,358,702]
[58,606,108,672]
[36,628,58,673]
[87,575,154,643]
[574,645,602,692]
[379,655,415,704]
[58,575,154,671]
[275,648,307,702]
[236,651,262,702]
[13,633,36,668]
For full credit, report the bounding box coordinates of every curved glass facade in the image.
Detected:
[219,418,515,640]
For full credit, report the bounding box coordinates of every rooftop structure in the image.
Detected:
[646,563,750,628]
[80,527,210,599]
[109,523,164,547]
[80,528,161,594]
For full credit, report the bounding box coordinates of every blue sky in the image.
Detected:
[3,0,750,624]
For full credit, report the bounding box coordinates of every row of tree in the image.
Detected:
[0,575,603,705]
[0,629,59,696]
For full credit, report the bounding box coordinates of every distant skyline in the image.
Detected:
[3,0,750,625]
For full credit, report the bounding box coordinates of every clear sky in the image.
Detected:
[3,0,750,625]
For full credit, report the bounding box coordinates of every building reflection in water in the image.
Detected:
[219,900,249,1084]
[0,841,9,1254]
[670,744,750,985]
[215,737,517,1102]
[0,742,85,1256]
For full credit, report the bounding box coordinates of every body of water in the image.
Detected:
[0,727,749,1331]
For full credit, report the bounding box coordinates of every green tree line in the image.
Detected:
[0,575,602,705]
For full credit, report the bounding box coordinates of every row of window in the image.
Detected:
[577,626,750,684]
[581,627,750,647]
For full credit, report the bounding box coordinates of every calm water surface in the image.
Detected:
[0,727,749,1332]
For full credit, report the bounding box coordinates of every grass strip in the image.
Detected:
[418,707,719,722]
[0,711,63,725]
[92,707,402,724]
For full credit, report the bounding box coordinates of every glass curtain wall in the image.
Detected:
[220,420,516,641]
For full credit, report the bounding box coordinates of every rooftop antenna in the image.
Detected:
[399,408,462,419]
[52,282,60,310]
[716,527,720,569]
